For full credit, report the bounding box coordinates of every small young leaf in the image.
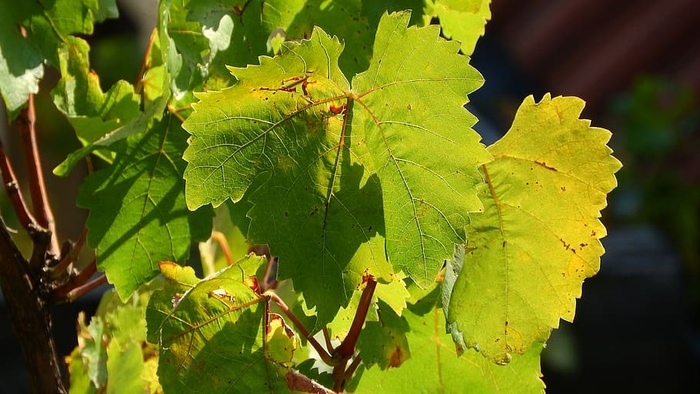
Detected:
[445,94,622,364]
[0,3,43,118]
[426,0,492,56]
[78,114,213,299]
[51,36,140,166]
[356,300,411,370]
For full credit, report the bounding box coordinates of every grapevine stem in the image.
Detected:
[64,273,107,302]
[322,327,335,353]
[0,138,37,232]
[51,258,98,302]
[264,290,336,366]
[333,276,376,362]
[17,94,60,259]
[49,227,88,278]
[211,230,232,265]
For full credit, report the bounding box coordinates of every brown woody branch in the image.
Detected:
[0,218,67,393]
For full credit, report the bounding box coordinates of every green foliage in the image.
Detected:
[66,289,160,394]
[77,114,213,298]
[0,0,621,392]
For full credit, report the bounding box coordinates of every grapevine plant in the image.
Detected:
[0,0,621,393]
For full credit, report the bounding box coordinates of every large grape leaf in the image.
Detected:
[352,302,545,393]
[444,95,622,364]
[0,0,117,118]
[352,11,491,287]
[146,260,294,393]
[182,22,388,326]
[77,113,213,299]
[183,11,489,325]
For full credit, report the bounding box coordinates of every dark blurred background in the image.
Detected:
[472,1,700,392]
[1,0,700,392]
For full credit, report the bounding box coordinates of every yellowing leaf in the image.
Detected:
[445,94,622,364]
[354,306,544,393]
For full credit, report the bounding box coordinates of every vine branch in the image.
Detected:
[16,94,60,259]
[0,217,67,393]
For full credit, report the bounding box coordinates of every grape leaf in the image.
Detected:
[0,3,43,119]
[183,11,489,324]
[426,0,492,56]
[263,0,428,76]
[353,11,491,287]
[146,261,293,393]
[0,0,117,118]
[445,94,622,364]
[68,287,158,394]
[105,339,147,394]
[53,30,170,177]
[183,23,388,326]
[51,36,140,166]
[353,304,545,393]
[356,300,411,370]
[77,113,213,299]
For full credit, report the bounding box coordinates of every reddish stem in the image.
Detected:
[64,274,107,302]
[211,231,232,265]
[17,94,59,258]
[49,227,87,278]
[0,139,37,231]
[333,276,377,362]
[264,290,335,366]
[51,259,97,302]
[322,327,335,353]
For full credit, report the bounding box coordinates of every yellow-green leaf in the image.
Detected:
[445,94,622,364]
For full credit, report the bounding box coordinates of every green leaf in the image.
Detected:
[77,313,108,388]
[353,304,545,393]
[263,0,428,76]
[183,23,387,326]
[105,339,147,394]
[0,0,118,118]
[53,30,170,177]
[78,114,213,299]
[426,0,492,56]
[146,262,292,393]
[445,94,622,364]
[66,347,96,394]
[356,300,411,370]
[353,11,491,287]
[183,11,488,325]
[68,287,158,393]
[51,36,140,166]
[0,3,43,119]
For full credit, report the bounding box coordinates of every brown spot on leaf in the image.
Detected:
[388,345,406,368]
